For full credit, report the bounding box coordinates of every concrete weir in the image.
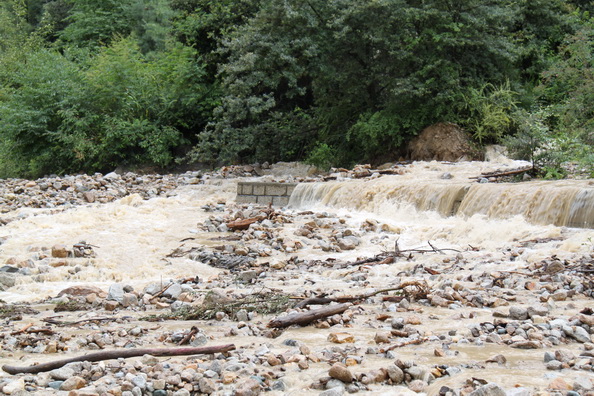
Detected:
[236,182,297,206]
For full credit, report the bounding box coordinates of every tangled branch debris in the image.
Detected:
[293,281,429,309]
[142,291,292,322]
[338,240,459,268]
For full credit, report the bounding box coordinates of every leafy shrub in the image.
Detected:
[460,81,519,144]
[305,143,337,171]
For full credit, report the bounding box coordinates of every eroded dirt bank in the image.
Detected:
[0,161,593,396]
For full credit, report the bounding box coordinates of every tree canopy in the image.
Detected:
[0,0,592,178]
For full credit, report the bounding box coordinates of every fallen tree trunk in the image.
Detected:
[268,303,351,328]
[2,344,236,375]
[226,218,259,231]
[469,166,533,180]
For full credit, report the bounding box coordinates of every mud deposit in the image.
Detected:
[0,161,593,396]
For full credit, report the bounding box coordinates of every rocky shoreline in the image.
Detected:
[1,163,593,396]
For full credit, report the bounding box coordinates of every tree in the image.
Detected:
[193,0,522,166]
[0,49,84,177]
[58,0,134,50]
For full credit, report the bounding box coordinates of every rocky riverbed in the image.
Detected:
[0,161,593,396]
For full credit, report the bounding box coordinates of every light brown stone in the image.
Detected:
[60,376,86,391]
[328,332,355,344]
[52,244,70,258]
[328,363,353,383]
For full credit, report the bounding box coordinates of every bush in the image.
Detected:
[460,81,519,144]
[305,143,337,171]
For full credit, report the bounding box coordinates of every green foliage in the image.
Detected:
[58,0,134,50]
[0,35,215,177]
[305,143,337,171]
[0,0,591,178]
[460,81,519,144]
[195,0,530,165]
[535,18,594,177]
[502,109,550,168]
[0,49,84,177]
[61,37,213,171]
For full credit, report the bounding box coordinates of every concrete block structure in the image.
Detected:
[236,182,297,206]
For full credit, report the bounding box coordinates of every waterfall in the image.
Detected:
[289,177,594,228]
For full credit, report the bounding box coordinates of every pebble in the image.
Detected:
[198,378,217,394]
[468,383,506,396]
[2,164,594,396]
[374,331,391,344]
[320,387,344,396]
[60,376,86,391]
[50,367,75,381]
[328,333,355,344]
[234,378,261,396]
[328,363,354,383]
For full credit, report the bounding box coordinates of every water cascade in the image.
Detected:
[289,176,594,228]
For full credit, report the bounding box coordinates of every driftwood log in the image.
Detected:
[2,344,236,375]
[226,218,259,231]
[268,303,351,328]
[469,166,533,180]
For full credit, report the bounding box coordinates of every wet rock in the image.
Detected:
[468,383,506,396]
[573,377,594,392]
[408,380,426,393]
[387,365,404,384]
[238,271,258,283]
[58,285,106,298]
[50,367,75,381]
[163,283,182,299]
[506,388,531,396]
[0,265,19,273]
[51,244,70,258]
[60,376,86,391]
[572,326,591,343]
[122,293,139,307]
[579,314,594,327]
[555,350,575,362]
[198,378,216,394]
[328,333,355,344]
[551,290,568,301]
[328,363,353,383]
[407,366,433,382]
[104,300,119,311]
[83,191,96,203]
[430,295,449,307]
[374,331,391,344]
[545,360,563,370]
[234,378,261,396]
[527,305,549,318]
[485,354,506,365]
[0,272,17,289]
[548,377,572,391]
[236,309,249,322]
[545,261,565,274]
[320,387,344,396]
[510,341,540,349]
[107,283,125,302]
[509,306,528,320]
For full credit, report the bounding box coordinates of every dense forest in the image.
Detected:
[0,0,593,178]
